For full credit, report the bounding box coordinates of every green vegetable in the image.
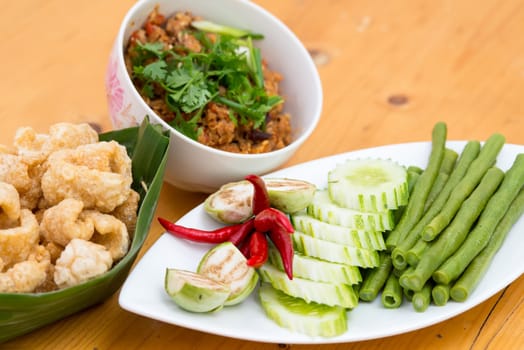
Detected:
[203,178,316,224]
[450,186,524,302]
[291,214,386,250]
[431,284,450,306]
[422,133,506,241]
[264,178,317,213]
[292,231,380,268]
[359,252,393,302]
[258,264,359,308]
[433,154,524,285]
[307,190,395,232]
[164,268,230,313]
[327,158,409,212]
[399,167,505,292]
[267,247,362,286]
[423,148,458,211]
[405,238,429,267]
[191,20,264,39]
[258,283,348,337]
[381,273,403,308]
[385,122,448,250]
[204,180,254,224]
[197,242,259,306]
[412,280,433,312]
[391,141,481,270]
[128,22,282,141]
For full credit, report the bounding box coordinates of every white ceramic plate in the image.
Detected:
[119,141,524,344]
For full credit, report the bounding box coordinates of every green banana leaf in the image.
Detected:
[0,117,169,343]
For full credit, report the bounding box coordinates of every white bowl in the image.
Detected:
[105,0,322,192]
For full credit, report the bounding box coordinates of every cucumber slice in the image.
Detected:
[197,242,259,306]
[291,213,386,250]
[292,231,380,268]
[258,264,359,308]
[307,190,395,231]
[267,246,362,285]
[164,268,230,313]
[258,283,348,337]
[328,158,408,212]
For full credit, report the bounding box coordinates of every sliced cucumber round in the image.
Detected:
[291,213,386,250]
[307,190,395,231]
[164,268,230,313]
[259,283,348,337]
[197,242,259,306]
[292,231,380,268]
[267,246,362,285]
[258,263,359,309]
[328,158,408,212]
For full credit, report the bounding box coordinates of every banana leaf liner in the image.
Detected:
[0,117,169,343]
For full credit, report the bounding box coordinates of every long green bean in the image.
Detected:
[405,238,429,266]
[431,284,450,306]
[422,133,506,241]
[393,167,422,223]
[412,280,433,312]
[359,252,393,301]
[386,122,447,250]
[450,186,524,302]
[399,167,505,292]
[381,273,403,308]
[391,141,481,270]
[424,148,458,211]
[434,154,524,285]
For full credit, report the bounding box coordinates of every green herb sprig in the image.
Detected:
[129,21,283,141]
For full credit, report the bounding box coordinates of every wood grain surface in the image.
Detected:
[1,0,523,349]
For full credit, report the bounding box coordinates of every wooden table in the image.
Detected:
[1,0,523,348]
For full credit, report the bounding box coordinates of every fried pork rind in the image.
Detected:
[111,189,139,237]
[54,239,113,289]
[0,181,21,223]
[0,209,39,268]
[0,245,51,293]
[0,122,139,294]
[41,141,133,212]
[0,153,33,195]
[85,211,130,261]
[13,123,98,166]
[40,198,95,247]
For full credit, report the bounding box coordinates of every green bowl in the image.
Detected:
[0,118,169,343]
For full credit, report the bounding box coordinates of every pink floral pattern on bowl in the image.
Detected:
[105,52,138,129]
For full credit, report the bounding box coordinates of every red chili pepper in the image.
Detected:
[246,231,268,268]
[267,224,294,280]
[228,218,255,246]
[254,207,294,234]
[245,174,270,215]
[158,217,244,243]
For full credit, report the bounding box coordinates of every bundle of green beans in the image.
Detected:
[358,121,524,312]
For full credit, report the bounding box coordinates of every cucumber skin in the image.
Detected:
[291,213,386,250]
[258,264,359,309]
[292,231,380,268]
[307,191,395,232]
[267,246,362,285]
[258,283,348,337]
